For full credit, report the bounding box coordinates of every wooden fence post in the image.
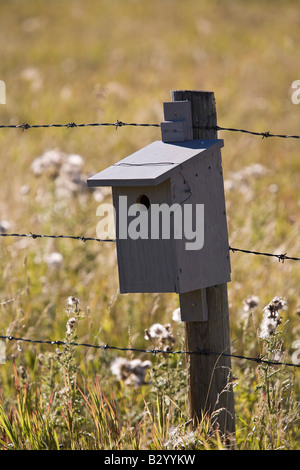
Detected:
[172,90,236,439]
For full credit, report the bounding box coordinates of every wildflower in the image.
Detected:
[59,386,70,396]
[129,359,152,386]
[144,322,176,349]
[243,295,259,313]
[242,163,267,178]
[66,317,76,335]
[64,153,84,172]
[0,220,11,234]
[110,357,152,386]
[271,349,283,363]
[231,163,267,183]
[259,296,287,339]
[165,425,198,450]
[225,163,267,200]
[93,188,106,202]
[44,251,63,270]
[110,357,128,380]
[19,365,27,380]
[31,149,87,199]
[59,154,84,185]
[268,183,279,194]
[20,65,43,91]
[19,185,30,196]
[92,186,111,202]
[55,153,86,199]
[67,296,80,310]
[144,323,165,340]
[31,149,63,176]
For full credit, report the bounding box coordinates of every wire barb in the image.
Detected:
[114,120,124,129]
[229,246,300,262]
[262,131,270,139]
[20,122,30,131]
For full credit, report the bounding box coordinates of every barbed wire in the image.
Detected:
[229,246,300,263]
[0,232,299,263]
[198,125,300,140]
[0,122,299,374]
[0,334,299,369]
[0,232,116,243]
[1,120,300,140]
[0,120,160,131]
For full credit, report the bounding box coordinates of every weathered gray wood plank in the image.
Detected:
[173,90,236,441]
[161,100,193,142]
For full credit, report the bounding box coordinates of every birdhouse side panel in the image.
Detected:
[171,149,231,293]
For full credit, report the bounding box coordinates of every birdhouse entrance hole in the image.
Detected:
[136,194,150,210]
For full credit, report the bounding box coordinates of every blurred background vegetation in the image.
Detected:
[0,0,299,449]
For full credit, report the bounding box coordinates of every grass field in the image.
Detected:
[0,0,299,450]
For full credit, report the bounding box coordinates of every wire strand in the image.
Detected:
[197,125,300,140]
[0,233,299,262]
[229,246,300,262]
[0,120,300,139]
[0,233,116,243]
[0,120,161,131]
[0,334,298,369]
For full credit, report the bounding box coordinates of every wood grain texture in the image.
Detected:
[172,148,231,294]
[171,90,218,140]
[161,100,193,142]
[185,286,235,436]
[174,90,235,439]
[179,289,208,321]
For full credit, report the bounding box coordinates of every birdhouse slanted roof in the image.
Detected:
[87,139,223,187]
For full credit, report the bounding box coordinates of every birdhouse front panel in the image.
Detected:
[112,181,179,293]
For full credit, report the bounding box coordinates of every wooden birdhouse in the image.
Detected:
[87,101,231,295]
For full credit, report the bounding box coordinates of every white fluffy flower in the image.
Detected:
[31,149,63,176]
[259,296,287,339]
[44,252,63,270]
[66,317,76,335]
[243,295,259,313]
[0,220,11,234]
[67,296,80,310]
[110,357,152,386]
